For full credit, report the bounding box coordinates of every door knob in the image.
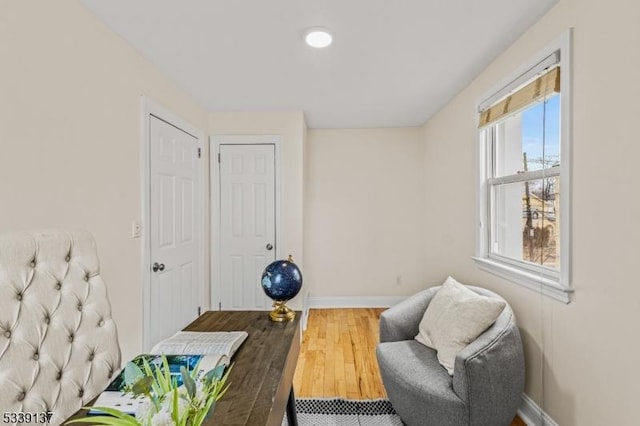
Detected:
[266,243,273,251]
[152,262,165,272]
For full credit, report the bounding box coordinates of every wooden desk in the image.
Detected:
[68,311,300,426]
[185,311,301,426]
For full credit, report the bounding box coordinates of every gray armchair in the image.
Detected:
[376,286,524,426]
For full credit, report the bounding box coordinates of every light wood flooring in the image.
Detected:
[293,308,526,426]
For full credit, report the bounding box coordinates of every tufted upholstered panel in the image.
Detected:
[0,230,121,425]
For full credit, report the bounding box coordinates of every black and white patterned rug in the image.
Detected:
[282,398,403,426]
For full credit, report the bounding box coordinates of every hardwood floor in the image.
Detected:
[293,308,386,399]
[293,308,526,426]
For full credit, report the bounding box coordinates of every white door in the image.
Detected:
[219,144,276,309]
[149,115,201,348]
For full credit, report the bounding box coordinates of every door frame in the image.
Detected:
[210,135,283,310]
[140,96,206,351]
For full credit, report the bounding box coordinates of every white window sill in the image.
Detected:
[472,257,572,304]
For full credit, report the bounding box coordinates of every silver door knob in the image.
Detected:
[266,243,273,251]
[152,262,165,272]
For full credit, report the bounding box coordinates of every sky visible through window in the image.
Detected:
[521,94,560,171]
[519,93,560,268]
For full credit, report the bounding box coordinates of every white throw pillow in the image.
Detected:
[415,276,506,375]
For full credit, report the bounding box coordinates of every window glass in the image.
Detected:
[491,177,560,269]
[494,94,560,177]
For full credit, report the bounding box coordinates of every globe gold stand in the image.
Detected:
[269,300,296,322]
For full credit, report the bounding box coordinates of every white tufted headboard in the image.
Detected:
[0,230,121,425]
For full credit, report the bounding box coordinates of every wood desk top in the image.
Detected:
[185,311,301,426]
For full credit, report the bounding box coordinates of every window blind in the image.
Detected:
[478,66,560,128]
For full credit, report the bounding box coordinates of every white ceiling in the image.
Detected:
[81,0,558,129]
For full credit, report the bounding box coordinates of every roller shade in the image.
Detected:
[479,66,560,128]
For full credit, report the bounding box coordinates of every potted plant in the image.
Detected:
[68,356,231,426]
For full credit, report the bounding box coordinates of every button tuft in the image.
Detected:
[30,260,36,268]
[65,254,71,262]
[98,319,105,327]
[84,274,90,282]
[17,391,25,402]
[44,315,50,325]
[77,303,83,312]
[3,331,10,339]
[16,292,22,301]
[55,282,62,290]
[88,352,95,361]
[56,371,62,380]
[68,333,74,343]
[33,352,39,361]
[78,388,84,398]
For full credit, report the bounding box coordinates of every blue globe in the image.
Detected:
[261,257,303,301]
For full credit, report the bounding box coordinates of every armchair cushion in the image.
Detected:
[415,276,505,374]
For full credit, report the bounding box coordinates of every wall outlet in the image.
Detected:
[131,220,141,238]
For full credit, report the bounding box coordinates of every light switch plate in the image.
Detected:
[132,220,141,238]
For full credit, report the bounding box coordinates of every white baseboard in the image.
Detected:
[518,393,558,426]
[308,296,406,309]
[302,291,311,330]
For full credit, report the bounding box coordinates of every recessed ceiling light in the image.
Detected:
[305,28,333,48]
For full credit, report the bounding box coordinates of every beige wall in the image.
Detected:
[304,128,425,299]
[0,1,208,362]
[420,0,640,424]
[208,111,307,309]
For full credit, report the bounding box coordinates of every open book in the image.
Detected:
[150,331,248,366]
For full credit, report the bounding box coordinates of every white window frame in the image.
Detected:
[474,29,573,304]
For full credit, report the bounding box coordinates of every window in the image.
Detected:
[475,32,571,303]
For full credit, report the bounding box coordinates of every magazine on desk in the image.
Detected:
[91,331,248,415]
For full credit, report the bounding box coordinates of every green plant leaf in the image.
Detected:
[181,365,196,398]
[130,376,154,396]
[65,406,140,425]
[123,361,144,387]
[85,407,139,421]
[171,386,180,424]
[190,357,202,379]
[203,364,226,386]
[160,355,173,392]
[193,399,216,426]
[141,354,173,396]
[140,357,161,397]
[140,357,153,376]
